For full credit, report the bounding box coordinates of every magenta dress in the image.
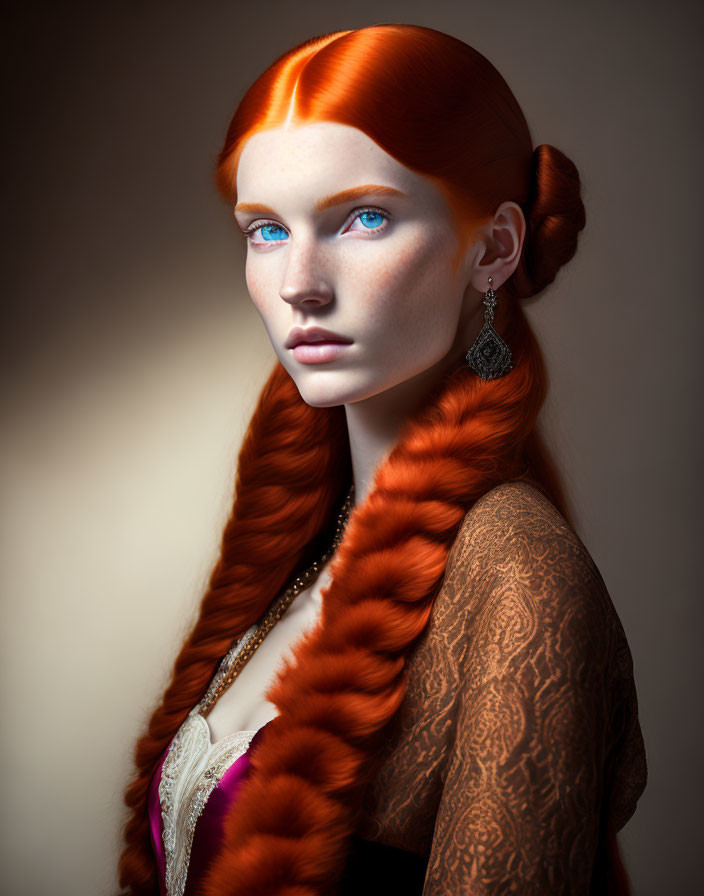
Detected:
[147,713,274,896]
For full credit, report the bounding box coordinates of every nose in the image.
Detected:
[278,237,334,307]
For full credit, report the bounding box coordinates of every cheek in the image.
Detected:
[350,233,457,332]
[244,261,279,324]
[245,263,265,305]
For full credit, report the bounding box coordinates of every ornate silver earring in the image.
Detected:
[465,276,513,380]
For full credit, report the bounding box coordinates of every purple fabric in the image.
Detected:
[147,719,273,895]
[147,746,169,896]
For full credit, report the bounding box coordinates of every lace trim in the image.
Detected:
[197,623,258,714]
[158,624,260,896]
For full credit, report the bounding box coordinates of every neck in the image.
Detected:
[343,352,462,506]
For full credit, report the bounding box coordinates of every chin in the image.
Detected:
[294,383,355,409]
[289,370,374,409]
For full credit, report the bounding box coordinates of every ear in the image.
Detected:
[468,201,526,292]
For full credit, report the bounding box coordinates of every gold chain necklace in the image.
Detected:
[200,484,355,718]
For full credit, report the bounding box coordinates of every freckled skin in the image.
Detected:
[235,122,521,409]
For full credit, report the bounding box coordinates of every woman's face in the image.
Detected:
[234,122,478,408]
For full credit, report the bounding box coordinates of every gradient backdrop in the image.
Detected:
[2,1,702,894]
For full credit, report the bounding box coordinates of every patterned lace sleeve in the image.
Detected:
[422,486,646,895]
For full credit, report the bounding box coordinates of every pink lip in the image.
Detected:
[285,326,352,349]
[292,342,351,364]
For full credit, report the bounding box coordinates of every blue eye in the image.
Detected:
[241,205,390,245]
[260,223,288,242]
[358,210,384,229]
[241,221,289,245]
[346,207,390,234]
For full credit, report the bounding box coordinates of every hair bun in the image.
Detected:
[509,144,586,300]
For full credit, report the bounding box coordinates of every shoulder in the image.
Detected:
[445,479,620,657]
[438,480,647,830]
[449,478,587,580]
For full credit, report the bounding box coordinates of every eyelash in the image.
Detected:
[240,205,391,242]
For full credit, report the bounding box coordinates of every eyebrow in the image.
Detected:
[234,183,407,218]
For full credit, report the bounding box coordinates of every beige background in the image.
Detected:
[2,1,701,893]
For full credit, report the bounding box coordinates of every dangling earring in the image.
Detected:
[465,276,513,380]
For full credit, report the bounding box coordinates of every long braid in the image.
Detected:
[117,364,350,892]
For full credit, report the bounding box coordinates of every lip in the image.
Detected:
[292,342,352,364]
[285,326,353,349]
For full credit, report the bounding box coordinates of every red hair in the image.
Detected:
[117,24,629,895]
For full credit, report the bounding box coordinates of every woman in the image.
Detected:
[117,23,647,896]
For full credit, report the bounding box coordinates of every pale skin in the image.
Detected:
[206,122,527,742]
[234,122,526,508]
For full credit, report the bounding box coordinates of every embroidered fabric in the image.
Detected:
[157,623,259,896]
[355,481,648,893]
[158,713,258,896]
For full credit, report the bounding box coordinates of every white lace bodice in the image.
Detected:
[157,564,330,895]
[158,710,258,896]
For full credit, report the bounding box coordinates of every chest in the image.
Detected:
[204,563,334,740]
[204,558,468,857]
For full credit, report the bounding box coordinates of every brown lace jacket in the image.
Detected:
[351,479,647,894]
